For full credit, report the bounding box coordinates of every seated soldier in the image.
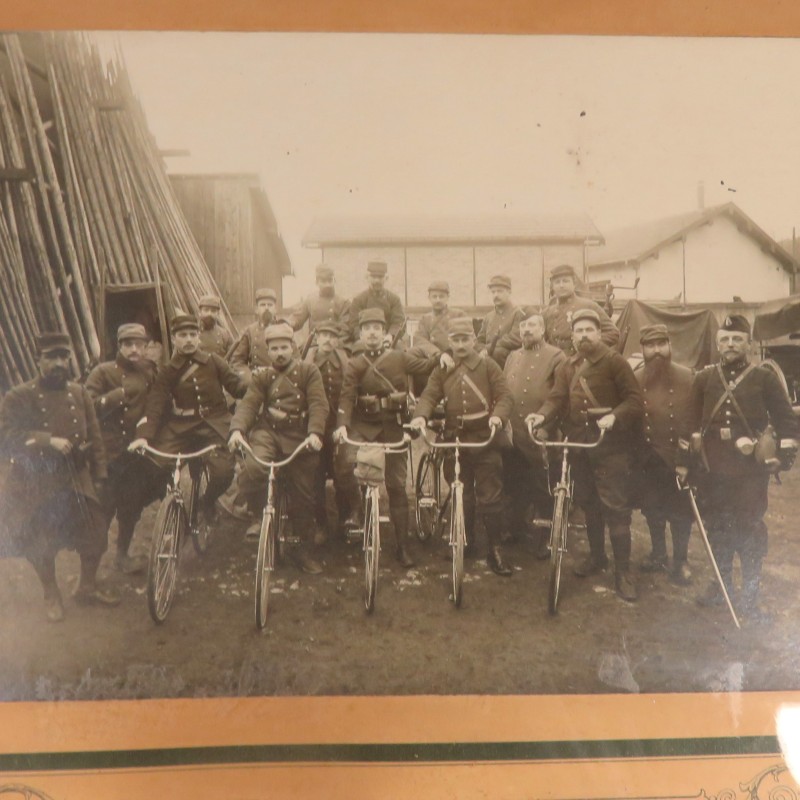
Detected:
[228,323,329,574]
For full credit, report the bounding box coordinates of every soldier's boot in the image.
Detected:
[533,528,551,560]
[484,514,513,577]
[740,552,771,623]
[114,515,147,575]
[31,556,64,623]
[333,481,351,538]
[74,555,121,607]
[640,524,668,572]
[290,512,323,575]
[697,533,733,607]
[669,521,692,585]
[389,505,415,569]
[573,515,609,577]
[342,484,365,534]
[610,524,637,602]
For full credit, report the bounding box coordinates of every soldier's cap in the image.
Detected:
[550,264,578,281]
[448,317,475,337]
[198,294,221,310]
[520,305,544,323]
[36,331,72,355]
[315,318,342,336]
[315,264,334,279]
[117,323,148,342]
[487,274,512,290]
[428,280,449,294]
[367,260,388,277]
[639,323,670,344]
[255,287,278,302]
[264,323,295,343]
[170,313,200,333]
[358,307,387,327]
[570,308,601,328]
[721,314,751,336]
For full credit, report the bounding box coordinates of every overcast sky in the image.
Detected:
[99,32,800,303]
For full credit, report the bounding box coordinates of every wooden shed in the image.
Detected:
[170,173,292,327]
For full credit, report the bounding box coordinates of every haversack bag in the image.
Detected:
[753,424,780,473]
[354,446,386,485]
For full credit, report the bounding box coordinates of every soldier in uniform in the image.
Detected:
[502,310,566,558]
[679,314,798,619]
[347,261,405,348]
[289,264,351,351]
[529,308,643,601]
[84,323,159,574]
[411,316,515,575]
[475,274,523,368]
[634,324,694,585]
[197,294,234,358]
[128,314,247,520]
[229,287,277,381]
[228,323,329,574]
[542,265,619,354]
[0,332,119,622]
[334,309,434,568]
[303,319,355,538]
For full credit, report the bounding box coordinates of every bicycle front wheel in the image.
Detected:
[451,482,465,608]
[414,452,439,541]
[254,507,277,630]
[147,494,184,623]
[188,463,212,556]
[548,489,569,616]
[363,489,380,614]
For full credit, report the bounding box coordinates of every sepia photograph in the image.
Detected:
[1,14,800,798]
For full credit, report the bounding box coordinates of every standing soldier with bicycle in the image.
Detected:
[633,323,694,585]
[0,332,119,622]
[528,308,643,601]
[228,323,329,574]
[502,310,566,558]
[128,313,247,524]
[334,308,434,568]
[85,323,160,575]
[410,317,515,576]
[679,314,798,621]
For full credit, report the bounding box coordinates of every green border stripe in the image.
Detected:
[0,736,780,772]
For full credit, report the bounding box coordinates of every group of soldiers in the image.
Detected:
[0,259,797,625]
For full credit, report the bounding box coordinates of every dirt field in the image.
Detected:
[1,455,799,700]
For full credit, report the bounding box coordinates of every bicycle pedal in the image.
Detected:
[418,498,436,508]
[283,535,302,545]
[568,523,587,531]
[378,515,390,523]
[531,518,551,528]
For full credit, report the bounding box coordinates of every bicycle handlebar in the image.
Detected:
[417,425,496,450]
[135,443,220,461]
[236,437,313,469]
[339,432,410,452]
[527,424,606,450]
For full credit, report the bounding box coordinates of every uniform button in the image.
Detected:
[669,389,674,394]
[669,414,674,419]
[43,422,49,427]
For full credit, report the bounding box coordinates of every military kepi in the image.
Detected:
[367,261,388,276]
[428,280,449,293]
[550,264,578,281]
[571,308,601,328]
[117,323,148,341]
[488,274,511,290]
[315,264,334,279]
[170,313,199,333]
[255,287,277,302]
[264,322,295,342]
[721,314,751,335]
[448,317,474,337]
[315,318,341,336]
[198,294,221,309]
[639,323,669,344]
[358,308,386,327]
[36,331,72,354]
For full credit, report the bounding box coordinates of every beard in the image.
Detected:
[41,368,69,388]
[643,354,670,385]
[258,309,273,326]
[200,315,215,330]
[319,286,335,298]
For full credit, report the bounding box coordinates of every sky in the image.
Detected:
[98,32,800,303]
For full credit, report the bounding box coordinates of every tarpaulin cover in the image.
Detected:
[616,300,719,370]
[753,294,800,341]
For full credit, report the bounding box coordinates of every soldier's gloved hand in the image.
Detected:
[49,436,74,455]
[525,413,545,432]
[128,437,148,453]
[228,430,247,454]
[307,434,323,451]
[333,426,348,444]
[779,439,798,471]
[383,334,394,348]
[489,416,503,431]
[409,416,427,433]
[675,466,689,486]
[439,353,455,371]
[597,413,616,431]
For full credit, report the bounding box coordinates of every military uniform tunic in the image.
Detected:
[290,293,351,339]
[413,307,468,355]
[199,322,234,358]
[0,377,107,559]
[347,288,405,344]
[542,295,619,353]
[475,304,523,366]
[229,320,273,381]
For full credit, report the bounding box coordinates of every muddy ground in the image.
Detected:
[1,452,799,700]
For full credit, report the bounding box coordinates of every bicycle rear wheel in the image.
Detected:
[188,463,212,556]
[451,482,465,608]
[254,506,277,630]
[274,484,288,566]
[414,452,440,541]
[147,494,184,623]
[363,489,380,614]
[548,489,569,615]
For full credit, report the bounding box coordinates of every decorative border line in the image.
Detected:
[0,736,780,773]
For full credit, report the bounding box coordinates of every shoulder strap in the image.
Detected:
[701,363,756,437]
[364,350,399,394]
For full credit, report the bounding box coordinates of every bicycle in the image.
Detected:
[413,412,447,541]
[416,425,496,608]
[134,443,219,623]
[527,418,606,616]
[340,432,410,614]
[235,437,313,630]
